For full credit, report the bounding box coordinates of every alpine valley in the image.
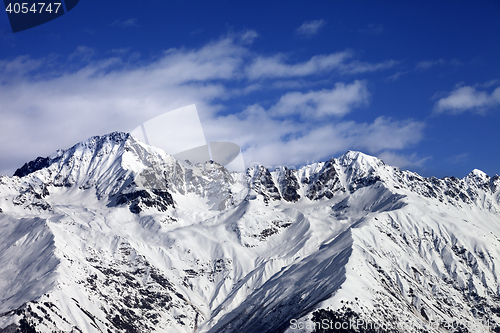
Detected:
[0,132,499,333]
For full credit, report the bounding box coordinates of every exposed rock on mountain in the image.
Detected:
[0,132,499,333]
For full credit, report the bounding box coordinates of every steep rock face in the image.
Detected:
[491,175,500,193]
[0,132,499,333]
[274,167,301,202]
[115,189,175,213]
[12,183,51,211]
[14,156,53,178]
[247,165,282,204]
[305,158,344,200]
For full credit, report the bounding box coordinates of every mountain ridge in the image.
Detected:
[0,132,499,333]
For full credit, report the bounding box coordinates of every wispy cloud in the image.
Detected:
[296,19,326,36]
[339,60,398,74]
[0,55,44,75]
[110,18,138,28]
[377,151,430,169]
[358,24,384,35]
[435,84,500,114]
[386,58,464,82]
[269,81,370,118]
[446,153,469,164]
[416,58,462,71]
[239,29,259,44]
[69,46,95,61]
[190,29,204,35]
[83,27,96,34]
[246,51,351,79]
[383,71,410,82]
[204,111,425,169]
[476,80,500,88]
[0,31,422,174]
[109,47,131,55]
[246,51,398,80]
[416,59,446,71]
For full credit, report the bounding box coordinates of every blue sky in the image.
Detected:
[0,0,499,178]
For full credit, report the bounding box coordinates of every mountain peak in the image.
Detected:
[13,132,131,178]
[75,131,130,151]
[338,150,385,169]
[470,168,488,179]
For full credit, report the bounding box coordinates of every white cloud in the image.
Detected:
[435,85,500,114]
[246,52,397,80]
[353,116,425,152]
[204,99,425,169]
[246,52,352,80]
[238,116,425,169]
[0,35,249,174]
[377,151,430,169]
[0,31,421,175]
[269,81,370,118]
[109,47,131,55]
[385,59,462,82]
[110,18,138,28]
[416,59,445,71]
[239,29,259,44]
[476,79,500,88]
[358,24,384,35]
[415,58,463,71]
[0,55,43,75]
[446,153,469,164]
[69,46,96,61]
[339,60,398,74]
[383,71,409,82]
[296,19,326,36]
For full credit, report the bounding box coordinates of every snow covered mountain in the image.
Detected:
[0,132,499,333]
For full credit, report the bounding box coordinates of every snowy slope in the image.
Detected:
[0,133,499,333]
